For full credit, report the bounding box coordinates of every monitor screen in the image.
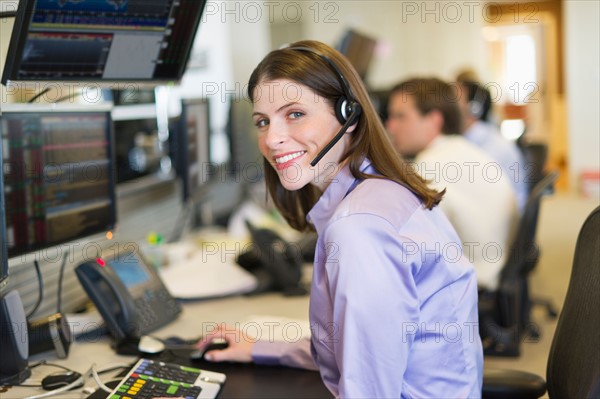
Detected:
[1,107,117,258]
[226,97,262,183]
[178,98,210,201]
[336,29,377,82]
[1,0,206,84]
[112,104,172,184]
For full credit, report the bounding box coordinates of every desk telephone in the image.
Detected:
[237,221,307,296]
[75,246,181,342]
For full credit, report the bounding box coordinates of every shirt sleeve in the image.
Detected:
[252,338,318,371]
[321,213,420,398]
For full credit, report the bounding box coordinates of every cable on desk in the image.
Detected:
[56,249,70,314]
[26,260,44,319]
[170,197,194,243]
[90,364,112,393]
[21,362,129,399]
[28,360,72,373]
[23,368,86,399]
[16,360,77,387]
[96,364,129,375]
[27,88,51,104]
[53,90,82,104]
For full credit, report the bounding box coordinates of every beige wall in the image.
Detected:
[564,0,600,191]
[299,1,487,89]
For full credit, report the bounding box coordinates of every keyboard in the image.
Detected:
[108,358,226,399]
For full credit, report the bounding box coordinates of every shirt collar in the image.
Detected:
[307,157,373,233]
[427,134,451,149]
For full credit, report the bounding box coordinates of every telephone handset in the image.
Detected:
[75,247,181,342]
[237,221,307,296]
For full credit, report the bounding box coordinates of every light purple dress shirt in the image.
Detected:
[253,158,483,398]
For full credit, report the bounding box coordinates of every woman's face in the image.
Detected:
[253,79,352,191]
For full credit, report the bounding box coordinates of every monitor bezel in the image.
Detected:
[179,97,211,202]
[0,119,9,290]
[336,29,378,82]
[111,102,178,187]
[225,95,263,182]
[1,0,206,86]
[1,104,118,260]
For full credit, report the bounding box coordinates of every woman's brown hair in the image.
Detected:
[248,40,443,231]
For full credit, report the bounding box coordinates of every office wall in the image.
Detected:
[564,0,600,190]
[175,6,270,163]
[173,10,234,163]
[210,1,488,90]
[299,1,487,89]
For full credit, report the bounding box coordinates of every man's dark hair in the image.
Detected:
[390,77,463,135]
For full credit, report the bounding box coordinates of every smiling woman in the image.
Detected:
[248,41,444,232]
[252,78,350,191]
[194,40,484,398]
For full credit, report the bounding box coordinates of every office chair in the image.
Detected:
[482,205,600,398]
[519,142,559,318]
[479,171,558,357]
[519,142,549,194]
[368,89,390,123]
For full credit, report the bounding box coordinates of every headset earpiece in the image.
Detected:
[467,84,487,120]
[468,99,484,120]
[335,97,362,125]
[335,97,350,124]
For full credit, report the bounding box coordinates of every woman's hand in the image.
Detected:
[196,325,256,363]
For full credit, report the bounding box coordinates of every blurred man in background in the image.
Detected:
[386,77,518,290]
[458,80,528,214]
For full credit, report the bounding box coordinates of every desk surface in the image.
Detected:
[3,293,331,399]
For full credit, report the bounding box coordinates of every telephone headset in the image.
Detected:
[467,82,488,120]
[286,46,363,167]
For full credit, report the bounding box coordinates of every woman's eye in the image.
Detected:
[289,111,304,119]
[255,118,269,128]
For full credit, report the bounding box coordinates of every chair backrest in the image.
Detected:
[546,206,600,398]
[520,142,548,193]
[501,171,558,280]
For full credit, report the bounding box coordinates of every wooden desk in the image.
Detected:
[3,294,331,399]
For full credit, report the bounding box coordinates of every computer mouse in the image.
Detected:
[190,338,229,360]
[138,335,166,354]
[41,371,82,391]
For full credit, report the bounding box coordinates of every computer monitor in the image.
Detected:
[336,29,377,82]
[177,98,211,202]
[226,96,263,184]
[0,137,8,292]
[112,104,172,184]
[1,105,117,259]
[1,0,207,84]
